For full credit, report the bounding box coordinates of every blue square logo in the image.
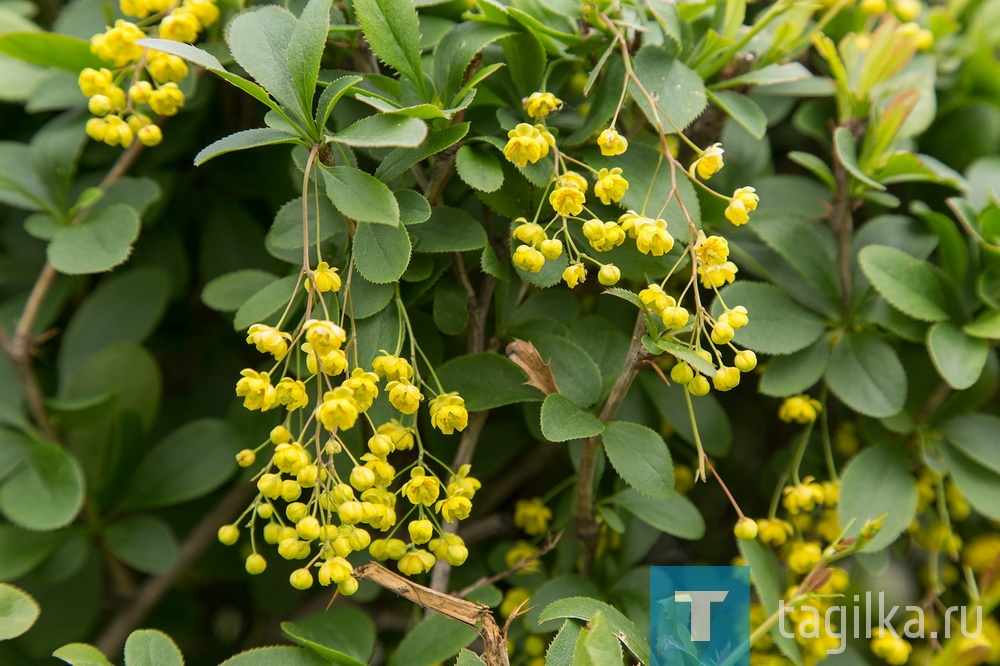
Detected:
[650,566,751,666]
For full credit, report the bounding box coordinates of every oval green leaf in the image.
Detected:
[602,421,673,500]
[838,442,917,552]
[824,331,906,418]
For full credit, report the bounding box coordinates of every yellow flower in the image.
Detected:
[436,495,473,522]
[562,263,586,288]
[778,395,822,424]
[549,186,585,217]
[512,219,546,245]
[505,540,541,572]
[723,305,749,329]
[318,556,353,586]
[402,467,440,506]
[661,306,689,329]
[787,540,822,574]
[446,464,481,499]
[734,517,758,541]
[711,320,735,345]
[90,20,145,67]
[79,68,114,96]
[305,319,347,354]
[670,363,694,385]
[372,350,413,381]
[408,519,434,545]
[316,386,359,430]
[159,9,201,42]
[137,125,162,147]
[513,244,546,272]
[514,498,552,535]
[757,518,794,547]
[725,187,759,226]
[694,231,729,266]
[692,143,725,180]
[962,534,1000,573]
[522,91,562,119]
[860,0,887,13]
[289,568,313,590]
[147,52,189,84]
[500,588,531,617]
[503,123,547,167]
[429,392,469,435]
[735,350,757,372]
[594,167,629,204]
[782,477,826,514]
[148,82,185,116]
[598,264,621,286]
[398,549,435,576]
[377,420,415,451]
[713,366,741,391]
[870,635,912,665]
[275,377,309,411]
[246,323,291,360]
[245,553,266,575]
[429,533,468,566]
[308,261,341,292]
[638,284,675,314]
[620,211,650,238]
[539,239,563,260]
[557,171,588,193]
[236,369,276,411]
[362,454,395,486]
[387,379,422,414]
[893,0,920,20]
[302,343,347,376]
[697,261,738,288]
[597,128,628,156]
[181,0,219,28]
[636,218,674,256]
[343,368,380,411]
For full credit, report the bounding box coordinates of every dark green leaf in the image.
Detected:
[375,123,469,182]
[825,331,906,418]
[103,516,178,575]
[225,5,302,115]
[0,31,103,71]
[709,90,766,139]
[219,647,329,666]
[121,419,240,510]
[62,343,162,431]
[194,128,299,166]
[395,189,430,225]
[0,441,84,531]
[639,374,731,456]
[939,444,1000,522]
[540,597,649,665]
[632,45,707,133]
[454,650,486,666]
[0,526,58,581]
[48,204,140,275]
[433,22,513,101]
[281,606,375,666]
[939,414,1000,476]
[234,274,299,331]
[316,75,363,130]
[347,275,394,319]
[455,145,504,192]
[322,165,400,226]
[540,393,603,442]
[739,540,803,665]
[546,621,582,666]
[858,245,957,322]
[713,282,827,355]
[758,337,831,397]
[331,114,427,148]
[286,0,331,117]
[203,271,278,313]
[839,442,917,551]
[611,490,705,540]
[353,0,425,98]
[353,222,411,283]
[409,206,485,253]
[436,353,541,411]
[926,322,989,390]
[602,421,673,500]
[748,213,840,309]
[266,195,345,251]
[432,281,468,335]
[387,614,476,666]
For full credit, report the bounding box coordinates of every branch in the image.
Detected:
[94,482,256,657]
[355,562,510,666]
[575,311,649,573]
[829,122,860,316]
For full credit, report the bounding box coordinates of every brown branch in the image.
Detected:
[355,562,510,666]
[94,482,256,657]
[575,311,650,573]
[455,533,561,599]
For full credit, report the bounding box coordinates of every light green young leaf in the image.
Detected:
[322,165,400,226]
[316,75,363,130]
[963,311,1000,339]
[713,62,813,89]
[330,114,427,148]
[540,393,603,442]
[194,127,299,166]
[833,126,885,190]
[0,441,84,531]
[353,0,426,99]
[839,442,917,551]
[602,421,673,500]
[0,583,40,640]
[574,612,624,666]
[48,204,140,275]
[926,322,989,390]
[824,331,906,418]
[353,222,411,283]
[286,0,332,119]
[53,643,113,666]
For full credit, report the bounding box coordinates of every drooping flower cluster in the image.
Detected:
[80,0,219,148]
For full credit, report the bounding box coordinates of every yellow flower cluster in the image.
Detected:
[779,395,823,424]
[513,497,552,536]
[80,0,219,148]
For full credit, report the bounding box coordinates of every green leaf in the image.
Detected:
[788,151,835,189]
[395,189,430,225]
[353,0,425,98]
[233,274,299,331]
[546,621,582,666]
[833,126,885,190]
[708,90,766,139]
[348,275,395,319]
[632,45,707,133]
[409,206,485,253]
[48,204,140,275]
[432,281,468,335]
[926,322,989,390]
[748,213,841,309]
[375,123,469,182]
[758,336,831,397]
[712,62,813,89]
[522,576,601,634]
[201,268,278,312]
[220,646,329,666]
[281,606,375,666]
[964,311,1000,339]
[353,222,411,283]
[858,245,957,322]
[0,31,103,71]
[316,75,363,130]
[433,22,513,101]
[62,343,162,431]
[824,331,906,418]
[574,612,624,666]
[322,165,399,226]
[530,334,603,407]
[53,643,113,666]
[123,630,183,666]
[0,583,40,640]
[454,649,486,666]
[540,597,649,666]
[103,516,178,575]
[194,128,299,166]
[602,421,673,500]
[121,419,240,510]
[267,195,345,251]
[940,444,1000,521]
[225,5,302,116]
[939,414,1000,476]
[0,526,58,581]
[713,282,827,355]
[90,177,161,217]
[59,267,170,385]
[611,490,705,540]
[0,441,84,531]
[286,0,331,118]
[839,442,918,552]
[436,353,541,411]
[0,141,49,212]
[540,393,604,442]
[387,614,476,666]
[639,374,731,456]
[651,337,716,376]
[331,114,427,148]
[739,540,803,666]
[455,145,504,192]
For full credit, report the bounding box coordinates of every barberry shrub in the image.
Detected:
[1,0,999,664]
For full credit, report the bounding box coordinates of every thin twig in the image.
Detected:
[455,533,561,599]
